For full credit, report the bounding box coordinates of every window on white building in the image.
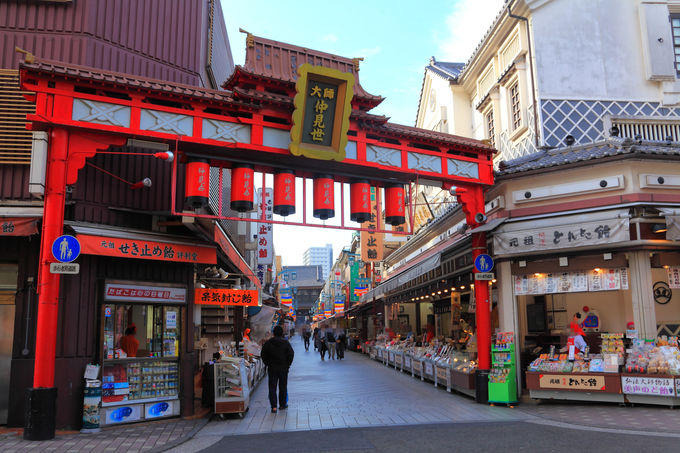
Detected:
[485,109,495,147]
[510,81,522,131]
[671,14,680,75]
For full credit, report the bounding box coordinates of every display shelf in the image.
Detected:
[488,333,518,404]
[214,358,250,417]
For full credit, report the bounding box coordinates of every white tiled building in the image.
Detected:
[417,0,680,163]
[303,244,333,280]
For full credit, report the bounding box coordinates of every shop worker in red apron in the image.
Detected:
[261,325,294,413]
[120,324,139,357]
[570,313,588,352]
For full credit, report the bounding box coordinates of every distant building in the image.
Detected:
[280,265,325,324]
[302,244,333,280]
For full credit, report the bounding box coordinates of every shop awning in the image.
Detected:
[69,222,217,264]
[468,216,506,233]
[214,225,261,290]
[659,208,680,241]
[492,208,631,257]
[0,217,39,236]
[0,207,42,236]
[360,252,442,303]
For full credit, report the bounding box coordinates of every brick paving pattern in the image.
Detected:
[0,417,205,453]
[4,337,680,453]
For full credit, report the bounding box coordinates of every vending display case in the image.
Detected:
[214,358,251,417]
[488,332,518,405]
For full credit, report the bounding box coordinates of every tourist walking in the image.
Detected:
[261,325,294,413]
[303,327,311,351]
[326,329,337,360]
[313,327,320,351]
[337,329,347,360]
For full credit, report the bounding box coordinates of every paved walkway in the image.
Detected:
[4,336,680,452]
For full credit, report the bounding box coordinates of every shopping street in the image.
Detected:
[3,336,679,453]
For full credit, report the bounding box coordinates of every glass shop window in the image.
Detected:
[103,304,180,359]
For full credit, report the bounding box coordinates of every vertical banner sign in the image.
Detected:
[289,64,355,162]
[334,271,344,314]
[361,187,384,262]
[256,264,267,287]
[350,260,360,303]
[257,188,273,265]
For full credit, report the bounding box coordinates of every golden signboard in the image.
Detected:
[290,64,354,161]
[538,374,606,391]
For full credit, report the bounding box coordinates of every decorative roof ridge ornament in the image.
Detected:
[239,28,255,48]
[353,57,364,72]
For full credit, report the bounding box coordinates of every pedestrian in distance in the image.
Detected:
[303,328,311,351]
[261,325,294,413]
[337,329,347,360]
[326,328,337,360]
[319,329,328,360]
[313,327,320,351]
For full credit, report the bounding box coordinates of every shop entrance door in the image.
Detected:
[0,264,18,424]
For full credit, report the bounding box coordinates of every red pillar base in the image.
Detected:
[24,387,57,441]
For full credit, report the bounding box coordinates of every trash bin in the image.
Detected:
[475,369,489,404]
[81,379,102,433]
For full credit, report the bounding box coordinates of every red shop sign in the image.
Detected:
[78,234,216,264]
[195,288,259,306]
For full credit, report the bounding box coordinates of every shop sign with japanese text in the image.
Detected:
[79,234,216,264]
[539,374,606,391]
[361,187,384,262]
[621,376,675,397]
[194,288,259,307]
[0,217,39,236]
[494,217,629,255]
[514,268,629,296]
[257,188,273,265]
[104,283,187,303]
[290,64,354,162]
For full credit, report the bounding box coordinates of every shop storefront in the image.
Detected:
[100,281,185,425]
[492,207,680,405]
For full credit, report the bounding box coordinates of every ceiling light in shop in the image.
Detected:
[492,279,497,283]
[460,285,465,289]
[594,268,601,272]
[437,291,441,294]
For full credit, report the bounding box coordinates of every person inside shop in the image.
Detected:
[570,312,588,353]
[120,324,139,358]
[261,325,294,414]
[243,328,251,342]
[425,323,435,345]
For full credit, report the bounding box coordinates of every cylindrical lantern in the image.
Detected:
[349,179,371,223]
[273,169,296,216]
[230,164,254,212]
[385,183,406,226]
[313,174,335,220]
[185,159,210,209]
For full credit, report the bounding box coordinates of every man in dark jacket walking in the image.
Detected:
[261,325,294,413]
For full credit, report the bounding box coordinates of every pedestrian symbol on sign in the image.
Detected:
[474,254,494,273]
[52,235,81,263]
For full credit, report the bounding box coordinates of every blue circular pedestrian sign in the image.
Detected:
[52,235,81,263]
[474,254,494,273]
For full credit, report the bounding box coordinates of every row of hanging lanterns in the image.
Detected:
[184,163,405,225]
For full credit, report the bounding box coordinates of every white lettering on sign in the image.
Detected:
[475,272,494,280]
[50,262,80,274]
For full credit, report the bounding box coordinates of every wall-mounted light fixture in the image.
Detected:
[652,224,668,234]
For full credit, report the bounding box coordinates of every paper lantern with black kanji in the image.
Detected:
[313,174,335,220]
[384,183,406,226]
[230,164,254,212]
[185,159,210,209]
[349,179,371,223]
[273,169,296,216]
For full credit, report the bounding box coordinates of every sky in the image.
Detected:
[221,0,505,266]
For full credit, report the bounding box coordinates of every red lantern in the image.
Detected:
[185,159,210,209]
[313,174,335,220]
[230,164,254,212]
[385,183,406,226]
[273,169,296,216]
[350,179,371,223]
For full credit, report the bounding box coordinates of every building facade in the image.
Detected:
[0,0,244,429]
[302,244,333,280]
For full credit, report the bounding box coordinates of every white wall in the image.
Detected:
[532,0,661,101]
